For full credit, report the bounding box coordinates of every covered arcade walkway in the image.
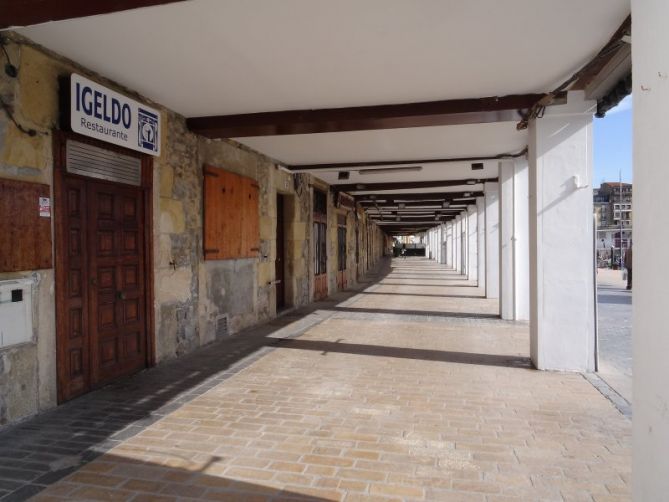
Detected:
[1,259,631,501]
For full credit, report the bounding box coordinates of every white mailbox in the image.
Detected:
[0,278,34,349]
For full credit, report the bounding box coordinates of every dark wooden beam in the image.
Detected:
[288,149,527,171]
[572,15,632,91]
[187,95,542,138]
[0,0,185,28]
[337,179,493,193]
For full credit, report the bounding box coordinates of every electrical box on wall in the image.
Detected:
[0,278,34,349]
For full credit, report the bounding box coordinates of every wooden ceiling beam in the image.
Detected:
[0,1,185,29]
[187,95,542,138]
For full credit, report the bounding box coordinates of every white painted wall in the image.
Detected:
[484,182,500,298]
[632,1,669,497]
[467,205,478,281]
[476,196,486,293]
[528,91,596,371]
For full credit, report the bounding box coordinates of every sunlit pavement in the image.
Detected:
[3,259,630,501]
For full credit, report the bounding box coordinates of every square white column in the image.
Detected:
[632,1,669,497]
[445,222,453,268]
[467,205,478,281]
[454,216,462,273]
[484,182,500,298]
[476,196,486,293]
[500,161,515,320]
[499,159,530,320]
[528,90,596,371]
[514,157,530,321]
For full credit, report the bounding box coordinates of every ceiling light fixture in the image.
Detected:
[466,179,477,185]
[442,201,450,208]
[398,203,405,209]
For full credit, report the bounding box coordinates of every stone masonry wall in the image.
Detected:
[0,33,386,426]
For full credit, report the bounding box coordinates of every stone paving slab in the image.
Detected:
[0,259,631,501]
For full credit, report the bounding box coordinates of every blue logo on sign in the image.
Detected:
[138,108,158,152]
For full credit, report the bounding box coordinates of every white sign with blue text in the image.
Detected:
[70,73,161,157]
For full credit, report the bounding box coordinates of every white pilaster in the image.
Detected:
[528,90,596,371]
[476,196,486,293]
[484,182,500,298]
[633,1,669,497]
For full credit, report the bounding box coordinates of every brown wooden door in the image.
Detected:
[88,181,147,387]
[58,177,147,401]
[275,194,285,310]
[58,177,91,400]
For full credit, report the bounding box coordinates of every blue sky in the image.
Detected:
[593,94,632,187]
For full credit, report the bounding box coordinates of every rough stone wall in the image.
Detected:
[0,33,386,427]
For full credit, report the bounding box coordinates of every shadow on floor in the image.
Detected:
[29,452,330,501]
[377,282,477,288]
[597,293,632,305]
[359,291,486,299]
[330,306,499,320]
[273,338,532,369]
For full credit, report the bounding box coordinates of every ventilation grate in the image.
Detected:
[66,140,141,186]
[215,314,230,339]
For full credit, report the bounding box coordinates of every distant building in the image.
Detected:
[594,182,632,267]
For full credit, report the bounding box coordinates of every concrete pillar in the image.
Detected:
[467,205,477,281]
[499,159,530,320]
[528,90,596,371]
[633,2,669,497]
[455,216,462,273]
[514,158,530,321]
[445,222,453,268]
[484,182,500,298]
[500,161,515,320]
[460,212,468,275]
[476,196,486,292]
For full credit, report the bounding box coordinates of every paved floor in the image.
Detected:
[0,259,631,501]
[596,269,633,405]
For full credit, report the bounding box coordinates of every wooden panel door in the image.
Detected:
[88,181,147,387]
[57,177,91,401]
[275,195,285,310]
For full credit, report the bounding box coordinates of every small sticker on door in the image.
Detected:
[39,197,51,217]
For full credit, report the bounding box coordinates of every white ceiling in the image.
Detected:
[13,0,629,232]
[16,0,629,117]
[304,160,498,187]
[237,122,526,166]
